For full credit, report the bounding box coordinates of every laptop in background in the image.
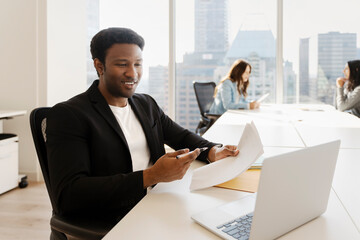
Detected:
[191,140,340,240]
[255,92,270,103]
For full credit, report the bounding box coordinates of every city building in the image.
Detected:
[299,38,310,100]
[148,65,169,113]
[283,60,296,103]
[175,0,229,131]
[224,30,276,103]
[317,31,357,104]
[194,0,228,62]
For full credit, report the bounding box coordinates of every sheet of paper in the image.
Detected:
[190,121,264,191]
[256,93,270,103]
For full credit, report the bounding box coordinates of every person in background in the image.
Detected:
[46,27,239,238]
[335,60,360,117]
[209,59,259,115]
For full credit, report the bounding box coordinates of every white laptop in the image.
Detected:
[191,140,340,240]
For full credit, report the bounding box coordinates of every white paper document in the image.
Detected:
[255,92,270,103]
[190,121,264,191]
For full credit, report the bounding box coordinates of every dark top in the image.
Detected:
[46,80,216,224]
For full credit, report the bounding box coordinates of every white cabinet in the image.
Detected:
[0,110,26,194]
[0,135,19,194]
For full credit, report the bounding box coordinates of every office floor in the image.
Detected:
[0,182,52,240]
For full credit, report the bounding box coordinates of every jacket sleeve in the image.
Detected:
[219,80,249,110]
[336,86,360,112]
[142,95,218,163]
[46,103,145,217]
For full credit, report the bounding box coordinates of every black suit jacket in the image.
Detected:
[46,80,216,223]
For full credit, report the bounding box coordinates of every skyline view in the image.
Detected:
[90,0,360,131]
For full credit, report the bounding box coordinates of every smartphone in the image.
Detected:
[176,147,208,159]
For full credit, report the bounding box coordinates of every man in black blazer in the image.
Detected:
[46,28,239,228]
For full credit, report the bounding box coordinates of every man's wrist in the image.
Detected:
[207,144,222,163]
[143,168,157,188]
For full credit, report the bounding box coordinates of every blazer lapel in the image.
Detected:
[129,97,159,163]
[87,81,129,149]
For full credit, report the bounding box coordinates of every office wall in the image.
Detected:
[0,0,87,181]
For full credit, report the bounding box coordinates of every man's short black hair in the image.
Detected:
[90,27,145,64]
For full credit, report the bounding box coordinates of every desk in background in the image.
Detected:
[0,110,26,132]
[104,104,360,239]
[0,110,26,194]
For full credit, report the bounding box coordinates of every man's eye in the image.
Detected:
[116,64,127,67]
[135,63,142,67]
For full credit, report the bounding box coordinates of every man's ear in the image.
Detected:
[94,58,104,76]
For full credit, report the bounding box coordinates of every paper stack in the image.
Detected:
[190,121,264,191]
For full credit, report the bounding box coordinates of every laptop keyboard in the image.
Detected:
[216,212,253,240]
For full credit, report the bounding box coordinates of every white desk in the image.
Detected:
[104,162,359,240]
[0,110,26,133]
[104,104,360,239]
[204,121,304,148]
[332,149,360,231]
[0,110,26,118]
[295,125,360,149]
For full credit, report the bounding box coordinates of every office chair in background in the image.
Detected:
[193,81,221,135]
[30,107,114,240]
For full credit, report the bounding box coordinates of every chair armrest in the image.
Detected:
[51,215,114,240]
[204,113,221,120]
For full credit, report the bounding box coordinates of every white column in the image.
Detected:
[276,0,284,104]
[168,0,176,120]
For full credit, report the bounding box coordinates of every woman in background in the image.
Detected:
[335,60,360,117]
[209,59,259,115]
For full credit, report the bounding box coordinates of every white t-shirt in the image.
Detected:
[109,104,151,171]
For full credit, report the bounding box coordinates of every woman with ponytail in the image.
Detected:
[335,60,360,117]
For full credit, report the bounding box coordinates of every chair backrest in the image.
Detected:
[30,107,113,239]
[29,107,57,212]
[193,81,216,118]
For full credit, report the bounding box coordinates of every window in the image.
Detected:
[98,0,169,112]
[176,0,276,131]
[283,0,360,104]
[96,0,360,132]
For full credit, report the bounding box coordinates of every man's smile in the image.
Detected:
[121,80,138,85]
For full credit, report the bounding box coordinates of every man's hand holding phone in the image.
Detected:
[143,148,202,188]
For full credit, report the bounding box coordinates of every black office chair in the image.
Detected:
[193,81,221,135]
[30,107,114,240]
